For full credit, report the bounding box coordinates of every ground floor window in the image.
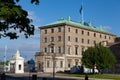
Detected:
[75,59,79,65]
[19,64,21,70]
[68,47,70,54]
[75,47,78,55]
[47,60,50,68]
[81,47,84,55]
[67,59,71,68]
[60,61,63,68]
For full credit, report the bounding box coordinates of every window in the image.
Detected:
[82,38,84,43]
[88,39,90,44]
[51,46,54,53]
[68,36,70,41]
[75,60,78,65]
[51,37,54,42]
[68,28,70,32]
[81,47,84,55]
[68,47,70,54]
[58,27,61,32]
[19,64,21,70]
[94,33,96,37]
[100,34,102,38]
[94,40,96,44]
[38,63,41,70]
[68,59,71,68]
[51,28,54,33]
[75,61,78,65]
[58,46,61,53]
[109,36,111,40]
[60,61,63,68]
[75,37,78,42]
[54,60,56,68]
[82,30,84,35]
[44,47,47,52]
[87,32,90,36]
[44,37,47,43]
[105,35,106,39]
[47,60,50,68]
[75,29,78,33]
[45,30,47,34]
[58,36,61,41]
[75,47,78,55]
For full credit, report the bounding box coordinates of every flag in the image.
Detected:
[80,5,83,15]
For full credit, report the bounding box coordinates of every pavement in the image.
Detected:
[5,72,113,80]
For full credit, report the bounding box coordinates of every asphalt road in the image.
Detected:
[1,72,83,80]
[1,72,112,80]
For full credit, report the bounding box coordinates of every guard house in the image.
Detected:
[10,50,24,73]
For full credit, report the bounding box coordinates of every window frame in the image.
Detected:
[51,28,54,33]
[51,36,54,42]
[58,46,61,53]
[58,36,61,41]
[45,30,47,34]
[58,27,61,32]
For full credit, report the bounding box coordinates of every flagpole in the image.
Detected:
[4,45,7,72]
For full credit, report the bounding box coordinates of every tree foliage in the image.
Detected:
[82,43,116,72]
[0,0,39,39]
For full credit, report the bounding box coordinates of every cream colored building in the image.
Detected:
[35,17,116,72]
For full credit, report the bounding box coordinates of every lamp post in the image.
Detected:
[52,53,56,80]
[4,45,7,72]
[48,42,55,80]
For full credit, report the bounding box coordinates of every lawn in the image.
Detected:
[58,73,120,80]
[87,74,120,80]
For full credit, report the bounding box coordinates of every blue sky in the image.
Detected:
[0,0,120,61]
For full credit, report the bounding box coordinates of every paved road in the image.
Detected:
[2,72,113,80]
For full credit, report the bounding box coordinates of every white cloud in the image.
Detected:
[28,10,41,26]
[28,11,36,20]
[18,42,39,49]
[102,26,111,31]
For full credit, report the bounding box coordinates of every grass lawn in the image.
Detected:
[58,73,120,80]
[87,74,120,80]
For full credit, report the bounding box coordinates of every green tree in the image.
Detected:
[0,0,39,39]
[82,43,116,73]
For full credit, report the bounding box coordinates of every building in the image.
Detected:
[35,17,116,72]
[10,50,24,73]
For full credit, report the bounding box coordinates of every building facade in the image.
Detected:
[10,50,24,73]
[35,17,116,72]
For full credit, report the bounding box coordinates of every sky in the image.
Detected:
[0,0,120,61]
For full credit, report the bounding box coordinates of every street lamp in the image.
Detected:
[52,53,56,80]
[48,42,55,80]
